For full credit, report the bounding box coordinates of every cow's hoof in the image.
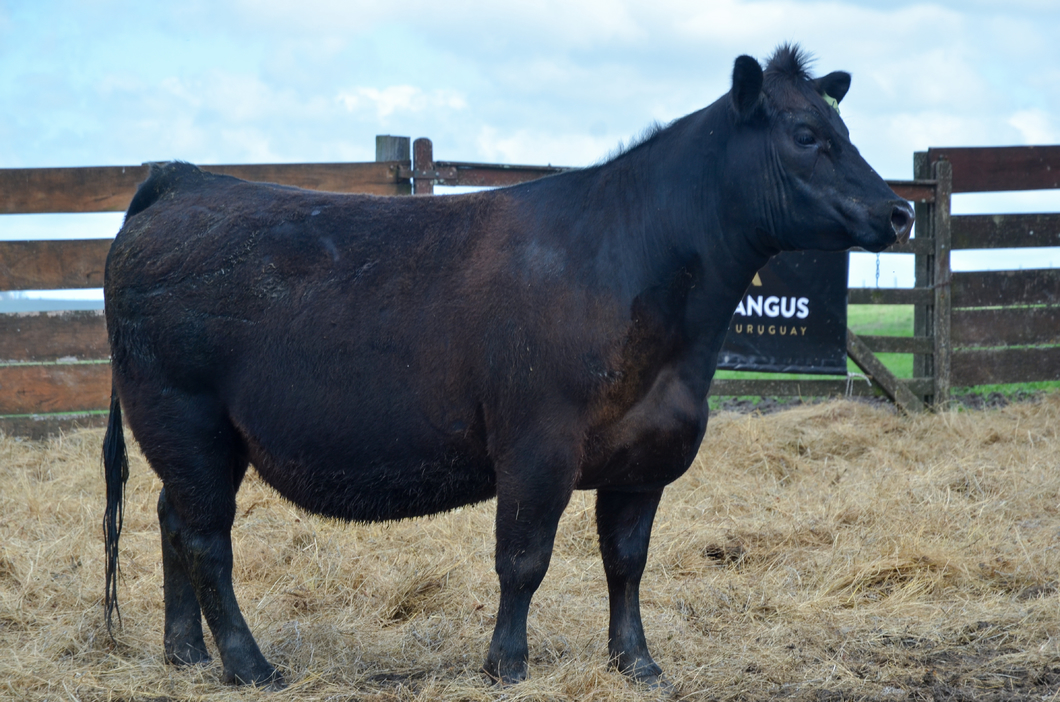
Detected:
[164,640,211,667]
[222,663,285,689]
[614,656,675,696]
[482,659,528,686]
[637,672,677,698]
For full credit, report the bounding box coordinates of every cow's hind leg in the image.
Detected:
[596,488,666,686]
[135,397,281,687]
[158,487,210,666]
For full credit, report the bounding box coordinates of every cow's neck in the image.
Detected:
[583,117,774,382]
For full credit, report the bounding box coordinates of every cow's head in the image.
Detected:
[721,45,913,254]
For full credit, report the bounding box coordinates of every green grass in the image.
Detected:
[846,303,914,337]
[952,380,1060,399]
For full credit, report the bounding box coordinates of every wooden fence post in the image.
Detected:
[376,135,412,195]
[375,135,410,163]
[413,138,434,196]
[933,159,953,407]
[912,151,934,404]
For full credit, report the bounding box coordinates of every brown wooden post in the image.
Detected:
[912,151,934,404]
[413,138,434,195]
[932,159,953,407]
[376,135,412,195]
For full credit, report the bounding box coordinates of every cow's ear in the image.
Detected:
[731,55,763,120]
[815,71,851,104]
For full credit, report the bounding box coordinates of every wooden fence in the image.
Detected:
[921,146,1060,398]
[1,139,1057,437]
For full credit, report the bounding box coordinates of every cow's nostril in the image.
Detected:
[891,203,914,242]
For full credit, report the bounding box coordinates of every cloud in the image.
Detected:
[1008,109,1058,145]
[227,0,645,49]
[336,86,467,122]
[474,125,616,167]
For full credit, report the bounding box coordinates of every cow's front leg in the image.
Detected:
[596,487,666,686]
[483,446,576,685]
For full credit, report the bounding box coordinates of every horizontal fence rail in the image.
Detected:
[847,288,933,305]
[952,347,1060,386]
[0,363,111,415]
[0,239,111,291]
[0,311,108,362]
[927,145,1060,193]
[951,307,1060,347]
[952,213,1060,250]
[952,268,1060,308]
[0,161,410,214]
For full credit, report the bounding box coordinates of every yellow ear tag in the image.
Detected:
[752,272,763,286]
[823,93,840,115]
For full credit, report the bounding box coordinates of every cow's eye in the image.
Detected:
[795,131,817,147]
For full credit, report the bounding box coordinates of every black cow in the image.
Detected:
[103,45,912,688]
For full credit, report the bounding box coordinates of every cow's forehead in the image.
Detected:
[765,78,821,113]
[765,80,850,137]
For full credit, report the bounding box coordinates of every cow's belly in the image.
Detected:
[246,436,497,522]
[230,378,497,522]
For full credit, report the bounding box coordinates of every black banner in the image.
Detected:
[717,250,848,375]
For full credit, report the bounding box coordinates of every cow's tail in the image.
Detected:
[102,386,129,636]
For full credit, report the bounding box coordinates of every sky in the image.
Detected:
[2,0,1059,307]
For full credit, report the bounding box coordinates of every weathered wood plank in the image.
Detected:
[0,165,147,214]
[859,335,934,354]
[848,288,933,305]
[953,306,1060,348]
[0,311,109,362]
[913,151,934,387]
[933,160,953,405]
[0,363,111,414]
[710,378,934,398]
[0,413,108,440]
[888,180,936,204]
[952,269,1060,308]
[711,379,870,397]
[434,161,571,187]
[0,239,112,291]
[851,237,933,255]
[433,166,930,196]
[0,162,406,214]
[952,213,1060,250]
[207,162,404,195]
[846,329,925,412]
[928,145,1060,193]
[952,347,1060,386]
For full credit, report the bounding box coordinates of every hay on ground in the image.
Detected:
[1,396,1058,700]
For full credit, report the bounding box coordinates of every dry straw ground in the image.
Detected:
[2,396,1059,701]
